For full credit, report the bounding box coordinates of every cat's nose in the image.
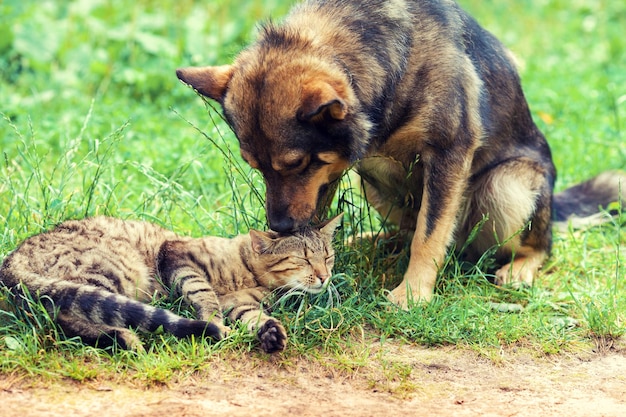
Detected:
[317,272,331,283]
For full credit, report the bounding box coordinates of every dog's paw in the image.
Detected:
[494,257,541,287]
[388,283,433,310]
[256,319,287,353]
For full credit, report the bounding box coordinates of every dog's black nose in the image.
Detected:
[268,214,296,233]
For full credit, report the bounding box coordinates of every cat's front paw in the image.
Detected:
[257,318,287,353]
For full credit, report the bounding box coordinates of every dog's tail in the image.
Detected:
[553,171,626,230]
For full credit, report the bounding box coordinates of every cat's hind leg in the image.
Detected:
[56,312,144,351]
[58,301,226,350]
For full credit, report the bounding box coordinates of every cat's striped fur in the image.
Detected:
[0,215,342,353]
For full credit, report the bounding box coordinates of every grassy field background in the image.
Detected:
[1,0,624,383]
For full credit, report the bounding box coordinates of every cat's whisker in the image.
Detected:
[269,284,308,309]
[325,282,341,309]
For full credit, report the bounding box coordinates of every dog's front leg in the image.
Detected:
[389,148,472,309]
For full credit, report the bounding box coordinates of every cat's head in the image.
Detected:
[248,214,342,293]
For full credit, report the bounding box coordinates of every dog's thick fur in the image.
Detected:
[177,0,624,308]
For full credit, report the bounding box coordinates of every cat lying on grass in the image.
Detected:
[0,215,342,353]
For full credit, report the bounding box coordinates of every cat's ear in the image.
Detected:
[249,230,276,254]
[317,213,343,237]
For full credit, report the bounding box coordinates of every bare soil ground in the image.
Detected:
[2,340,625,417]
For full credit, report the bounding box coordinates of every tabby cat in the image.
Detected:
[0,215,342,353]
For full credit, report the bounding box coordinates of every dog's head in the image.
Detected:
[177,51,369,232]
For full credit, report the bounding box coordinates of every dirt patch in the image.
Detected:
[2,342,625,417]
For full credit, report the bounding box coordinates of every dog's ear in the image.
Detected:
[176,65,234,103]
[297,81,348,123]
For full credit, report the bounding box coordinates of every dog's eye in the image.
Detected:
[283,158,305,170]
[273,153,311,173]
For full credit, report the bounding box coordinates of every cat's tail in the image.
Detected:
[553,171,625,230]
[1,273,223,347]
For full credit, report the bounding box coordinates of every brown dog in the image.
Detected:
[177,0,624,308]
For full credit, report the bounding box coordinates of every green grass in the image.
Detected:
[1,0,625,384]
